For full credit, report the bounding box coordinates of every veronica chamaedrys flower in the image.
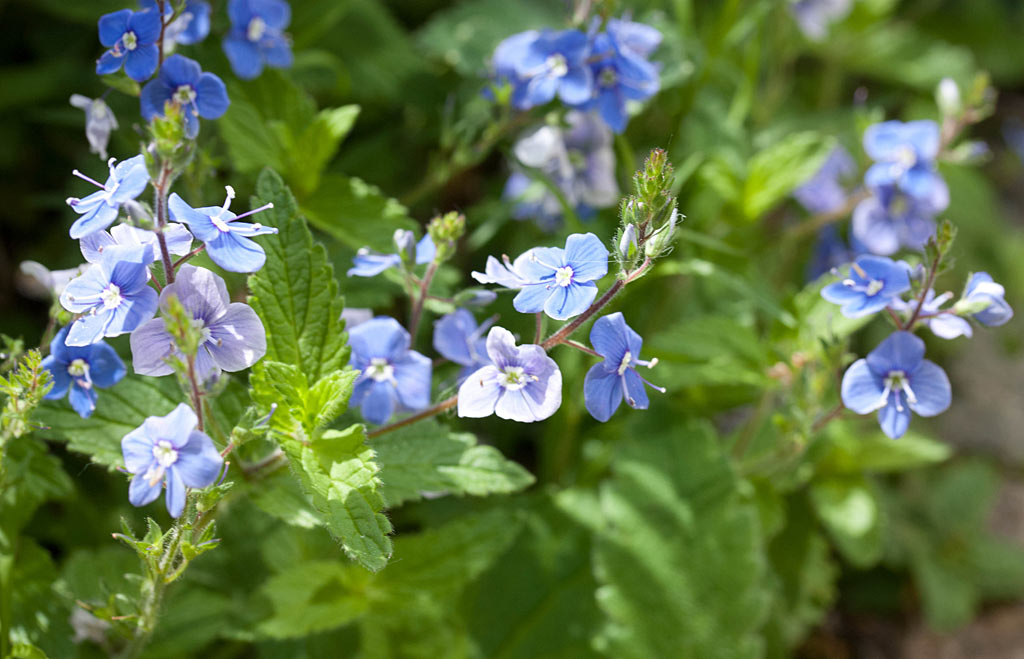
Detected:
[512,233,610,320]
[96,9,161,81]
[433,309,493,380]
[471,250,537,289]
[790,0,852,40]
[17,261,89,300]
[806,226,855,281]
[140,0,211,46]
[458,326,561,422]
[222,0,293,80]
[168,186,277,273]
[70,95,118,160]
[583,313,664,422]
[60,244,158,346]
[80,223,193,264]
[140,54,229,139]
[585,19,662,133]
[821,255,911,318]
[501,29,593,110]
[121,403,223,518]
[794,145,856,214]
[851,182,948,256]
[42,325,125,418]
[863,120,946,200]
[348,317,431,425]
[841,331,951,439]
[348,231,435,277]
[888,289,972,340]
[960,272,1014,327]
[66,155,149,239]
[130,265,267,381]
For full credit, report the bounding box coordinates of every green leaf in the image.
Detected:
[370,419,534,506]
[0,438,72,536]
[281,425,392,572]
[249,470,325,530]
[247,169,350,384]
[810,425,952,476]
[282,105,360,196]
[742,132,833,220]
[810,476,883,568]
[8,643,49,659]
[593,420,768,659]
[258,560,370,639]
[33,375,180,467]
[300,173,416,252]
[250,360,357,438]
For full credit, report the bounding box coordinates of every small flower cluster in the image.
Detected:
[821,253,1012,438]
[489,16,661,228]
[33,0,294,517]
[344,151,677,427]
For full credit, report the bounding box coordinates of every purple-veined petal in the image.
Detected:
[433,309,479,366]
[392,350,432,410]
[866,331,925,375]
[512,283,551,314]
[69,203,119,239]
[168,193,219,242]
[621,368,650,410]
[144,403,198,448]
[194,344,220,382]
[841,359,885,414]
[543,281,597,320]
[584,365,622,422]
[174,430,223,488]
[161,264,229,323]
[129,472,163,507]
[206,302,267,372]
[484,327,519,369]
[65,313,113,347]
[907,359,951,417]
[130,317,175,376]
[878,391,911,439]
[164,467,186,517]
[60,266,108,313]
[347,252,401,277]
[104,286,158,336]
[563,232,609,282]
[68,383,98,418]
[206,231,266,273]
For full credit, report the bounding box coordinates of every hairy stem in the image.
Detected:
[185,354,204,432]
[171,245,205,271]
[408,262,438,340]
[905,250,942,331]
[154,162,175,284]
[366,395,458,439]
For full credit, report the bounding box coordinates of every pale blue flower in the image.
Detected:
[42,325,125,418]
[348,317,432,425]
[66,155,150,239]
[583,312,663,422]
[168,186,277,273]
[821,255,911,318]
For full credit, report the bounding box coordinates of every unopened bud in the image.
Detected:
[936,77,962,117]
[619,224,638,260]
[427,211,466,263]
[644,208,680,258]
[393,229,416,260]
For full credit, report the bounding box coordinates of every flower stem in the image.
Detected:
[408,262,438,340]
[185,354,204,432]
[153,161,175,284]
[366,395,458,439]
[905,250,942,331]
[171,245,205,271]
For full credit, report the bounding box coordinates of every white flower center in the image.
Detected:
[122,31,138,51]
[368,357,395,383]
[247,16,267,41]
[153,440,179,468]
[67,358,89,378]
[192,317,213,345]
[617,351,633,376]
[546,53,568,78]
[174,85,197,106]
[865,279,884,296]
[881,370,917,412]
[896,145,916,170]
[501,366,528,391]
[100,283,123,310]
[555,266,574,287]
[211,214,232,232]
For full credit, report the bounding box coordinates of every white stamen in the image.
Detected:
[618,351,632,376]
[501,366,528,391]
[546,53,568,77]
[100,283,123,310]
[152,440,178,468]
[555,266,574,287]
[367,357,395,384]
[247,16,267,42]
[67,358,93,389]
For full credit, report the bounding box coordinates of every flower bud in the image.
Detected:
[427,211,466,263]
[936,77,961,117]
[645,208,680,258]
[619,223,638,260]
[393,229,417,261]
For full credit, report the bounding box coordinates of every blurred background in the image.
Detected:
[4,0,1024,657]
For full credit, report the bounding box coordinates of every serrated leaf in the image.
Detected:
[301,173,416,252]
[370,419,534,506]
[281,425,392,571]
[594,420,768,659]
[742,132,833,220]
[247,169,349,384]
[258,560,371,639]
[250,360,357,438]
[282,105,360,196]
[33,375,180,468]
[250,470,325,529]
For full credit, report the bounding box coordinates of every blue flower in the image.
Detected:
[222,0,293,80]
[140,54,229,139]
[130,265,267,381]
[583,312,664,422]
[504,111,619,229]
[96,9,161,82]
[806,225,855,281]
[962,272,1013,327]
[863,120,945,201]
[168,186,277,272]
[497,29,593,110]
[511,233,610,320]
[66,155,150,239]
[471,250,539,289]
[433,309,493,381]
[80,223,193,264]
[70,95,118,160]
[140,0,211,46]
[349,317,432,425]
[890,290,972,340]
[583,19,661,133]
[794,145,856,214]
[841,331,951,439]
[347,231,435,278]
[852,182,948,256]
[457,326,562,422]
[821,255,911,318]
[59,244,159,346]
[121,403,223,517]
[790,0,852,40]
[42,325,125,418]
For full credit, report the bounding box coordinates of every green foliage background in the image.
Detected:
[2,0,1024,657]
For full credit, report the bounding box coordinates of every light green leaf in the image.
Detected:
[249,470,325,530]
[282,105,360,196]
[810,425,952,476]
[258,560,371,639]
[300,173,416,252]
[247,169,350,384]
[742,132,833,220]
[281,425,392,572]
[594,420,768,659]
[33,375,180,468]
[370,419,534,506]
[250,360,357,438]
[0,438,72,536]
[810,476,883,568]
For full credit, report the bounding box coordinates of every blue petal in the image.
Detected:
[544,281,597,320]
[175,430,223,488]
[851,196,900,256]
[111,156,151,204]
[863,121,906,162]
[96,50,124,75]
[60,266,108,313]
[907,359,951,417]
[903,120,941,161]
[513,283,552,314]
[147,404,199,448]
[106,286,159,337]
[159,264,229,324]
[222,34,264,79]
[360,380,396,425]
[349,317,410,361]
[168,193,219,242]
[262,35,293,69]
[140,79,172,120]
[124,44,159,82]
[393,350,432,411]
[878,392,911,439]
[584,364,622,422]
[206,232,266,273]
[128,8,163,44]
[414,234,436,265]
[122,430,155,474]
[66,313,112,347]
[840,359,885,414]
[227,0,254,26]
[589,312,630,364]
[622,368,650,410]
[255,0,291,29]
[433,309,478,366]
[98,10,132,48]
[88,341,126,387]
[347,252,401,277]
[160,54,201,87]
[42,355,71,400]
[69,383,98,418]
[165,468,186,517]
[129,471,163,507]
[457,366,502,418]
[563,232,609,282]
[557,66,594,105]
[178,2,212,44]
[195,72,230,118]
[69,203,118,239]
[866,331,925,375]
